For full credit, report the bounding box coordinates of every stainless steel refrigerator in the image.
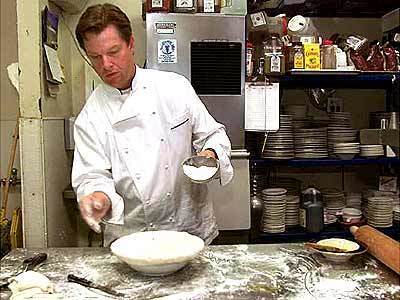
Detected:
[146,13,250,233]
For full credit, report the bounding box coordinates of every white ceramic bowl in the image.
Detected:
[313,238,366,263]
[182,155,220,184]
[342,208,362,223]
[110,231,204,276]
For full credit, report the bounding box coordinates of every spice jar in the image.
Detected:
[263,36,285,75]
[293,45,304,69]
[246,41,254,78]
[197,0,220,13]
[146,0,171,12]
[173,0,196,12]
[320,40,336,69]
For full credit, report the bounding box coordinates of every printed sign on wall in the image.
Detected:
[158,39,177,64]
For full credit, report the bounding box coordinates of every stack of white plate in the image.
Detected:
[322,188,346,215]
[393,205,400,222]
[345,192,362,210]
[261,188,287,233]
[285,195,300,226]
[327,128,358,156]
[328,112,352,128]
[333,142,360,160]
[262,115,294,160]
[360,145,384,157]
[294,127,328,159]
[292,116,313,129]
[367,196,393,228]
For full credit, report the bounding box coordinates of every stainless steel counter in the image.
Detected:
[1,244,399,299]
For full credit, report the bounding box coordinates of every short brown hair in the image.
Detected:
[75,3,132,51]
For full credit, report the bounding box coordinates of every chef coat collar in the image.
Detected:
[102,65,142,97]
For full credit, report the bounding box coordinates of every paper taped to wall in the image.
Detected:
[7,63,19,94]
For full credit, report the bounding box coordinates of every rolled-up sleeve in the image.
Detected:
[71,109,124,224]
[178,76,234,186]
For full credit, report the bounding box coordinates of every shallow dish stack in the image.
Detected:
[285,195,300,226]
[333,142,360,160]
[262,115,294,160]
[294,127,328,159]
[367,196,393,228]
[360,145,384,158]
[261,188,287,233]
[322,189,346,216]
[327,128,358,156]
[328,112,352,128]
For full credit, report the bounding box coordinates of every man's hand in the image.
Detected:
[198,149,217,159]
[78,191,111,233]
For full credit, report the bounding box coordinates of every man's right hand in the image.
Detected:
[78,191,111,233]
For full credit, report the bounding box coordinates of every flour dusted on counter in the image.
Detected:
[183,165,218,181]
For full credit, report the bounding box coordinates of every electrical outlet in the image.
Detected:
[327,97,344,113]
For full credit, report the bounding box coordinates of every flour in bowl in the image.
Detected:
[183,165,218,181]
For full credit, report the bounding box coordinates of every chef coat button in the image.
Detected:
[169,217,174,222]
[161,138,164,142]
[166,192,171,197]
[152,111,156,115]
[146,200,150,205]
[125,150,129,154]
[165,165,169,170]
[149,223,154,227]
[135,174,141,180]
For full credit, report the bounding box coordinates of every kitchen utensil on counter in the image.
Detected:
[350,225,400,274]
[182,155,220,184]
[67,274,125,297]
[110,230,204,276]
[0,252,48,289]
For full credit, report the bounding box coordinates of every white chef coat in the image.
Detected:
[72,66,234,245]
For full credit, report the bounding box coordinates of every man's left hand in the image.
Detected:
[198,149,217,159]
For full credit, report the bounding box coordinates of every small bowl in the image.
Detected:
[182,155,220,184]
[342,208,362,223]
[110,231,204,276]
[312,239,367,263]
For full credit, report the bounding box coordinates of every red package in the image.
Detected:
[383,43,398,71]
[349,49,368,71]
[366,44,384,71]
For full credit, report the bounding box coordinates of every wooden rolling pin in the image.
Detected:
[350,225,400,274]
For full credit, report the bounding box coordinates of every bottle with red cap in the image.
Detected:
[321,39,336,69]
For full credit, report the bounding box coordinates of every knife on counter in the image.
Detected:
[67,274,126,298]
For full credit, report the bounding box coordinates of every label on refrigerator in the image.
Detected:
[152,0,163,8]
[158,39,177,64]
[204,0,215,12]
[299,208,306,228]
[155,22,176,34]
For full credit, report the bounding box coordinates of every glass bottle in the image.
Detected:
[246,41,254,79]
[173,0,196,13]
[146,0,171,13]
[293,45,304,69]
[263,36,285,75]
[197,0,220,13]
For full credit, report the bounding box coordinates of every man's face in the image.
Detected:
[84,25,135,89]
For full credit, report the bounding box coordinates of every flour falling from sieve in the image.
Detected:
[183,165,218,181]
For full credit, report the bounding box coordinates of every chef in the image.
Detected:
[71,3,234,246]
